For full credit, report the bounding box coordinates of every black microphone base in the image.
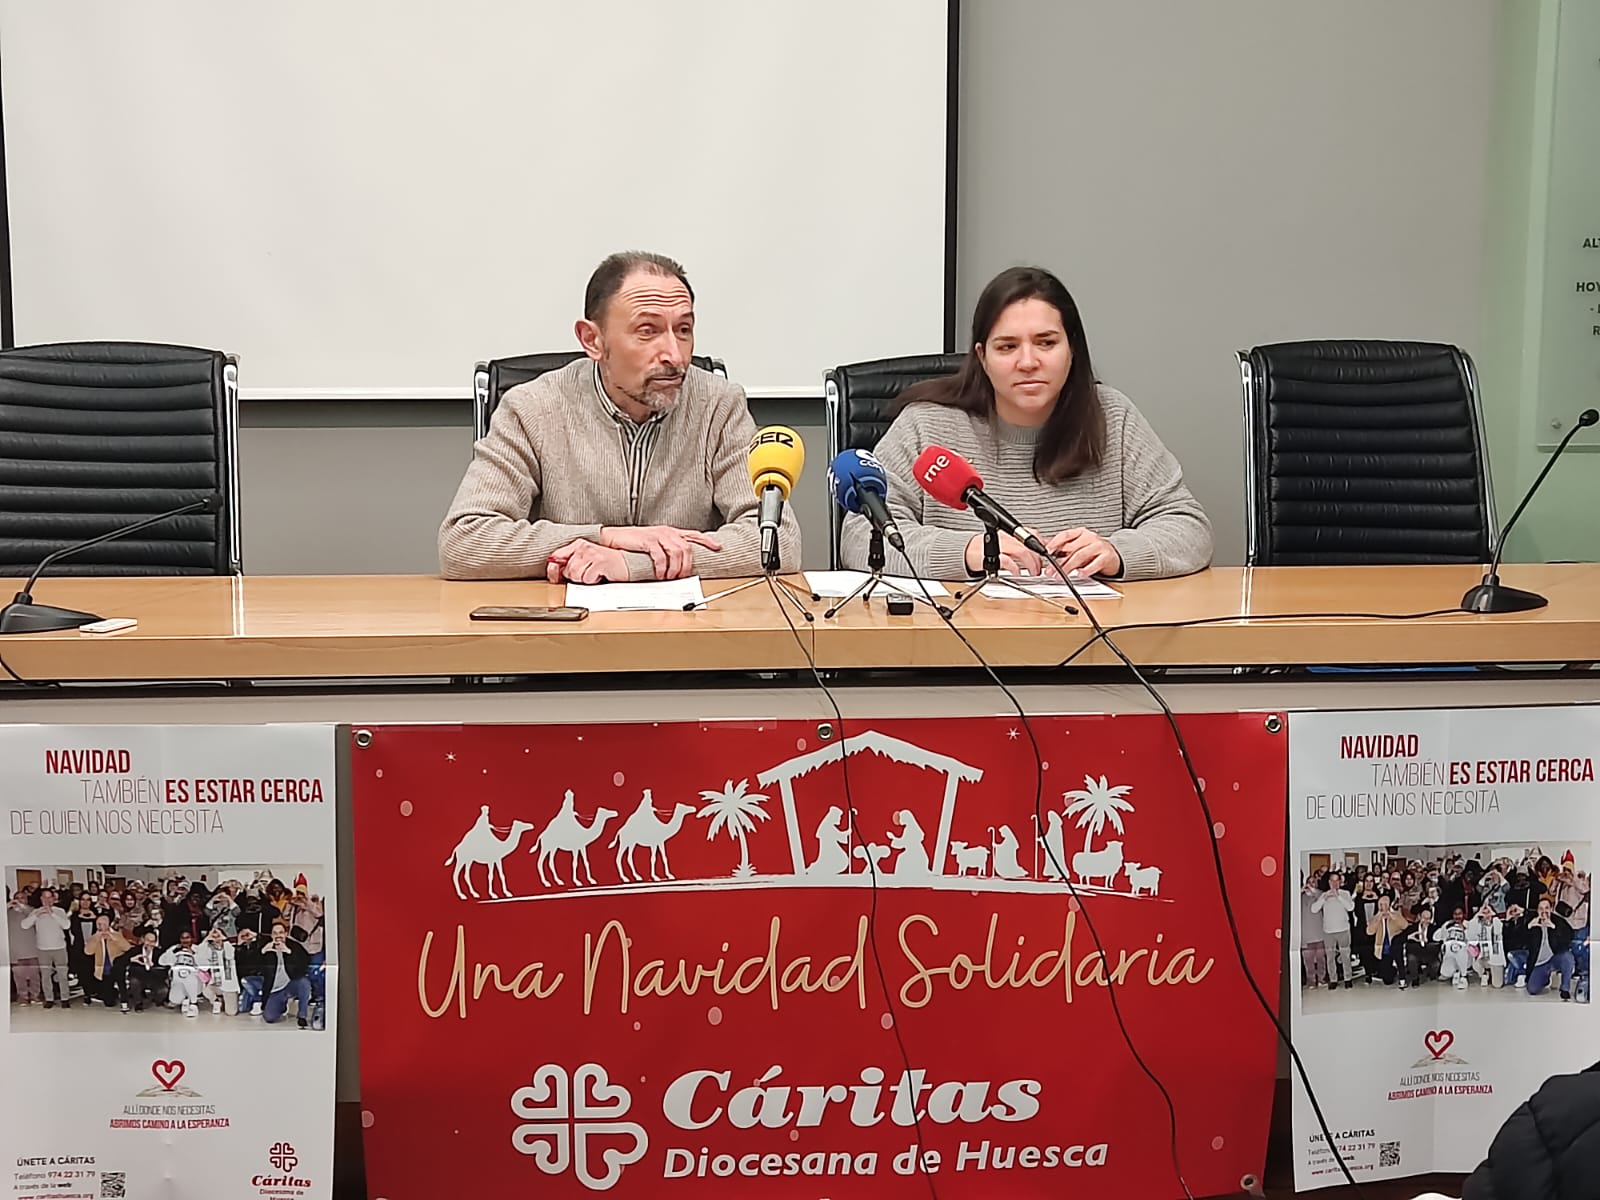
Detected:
[0,600,103,635]
[1461,582,1548,614]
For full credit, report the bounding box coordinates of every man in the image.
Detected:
[6,887,41,1007]
[243,920,313,1028]
[116,930,166,1013]
[440,251,800,583]
[1462,1060,1600,1200]
[1310,870,1356,989]
[1401,905,1440,989]
[20,888,71,1009]
[1299,874,1327,989]
[1518,897,1576,1000]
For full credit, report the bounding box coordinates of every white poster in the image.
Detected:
[1288,705,1600,1190]
[1,725,337,1200]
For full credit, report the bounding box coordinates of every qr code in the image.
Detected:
[100,1173,127,1198]
[1379,1142,1401,1169]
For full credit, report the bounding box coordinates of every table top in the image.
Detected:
[0,564,1595,682]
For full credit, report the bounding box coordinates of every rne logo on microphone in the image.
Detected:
[750,430,795,449]
[919,454,951,482]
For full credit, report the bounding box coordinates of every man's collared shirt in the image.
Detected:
[593,363,666,526]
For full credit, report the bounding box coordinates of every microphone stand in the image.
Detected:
[0,497,220,635]
[945,516,1077,618]
[820,527,935,618]
[1461,407,1599,613]
[686,542,818,623]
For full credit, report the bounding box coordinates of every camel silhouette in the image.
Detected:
[445,805,535,899]
[611,791,697,882]
[531,791,618,886]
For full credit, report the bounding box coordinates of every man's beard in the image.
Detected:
[617,376,681,412]
[613,366,685,413]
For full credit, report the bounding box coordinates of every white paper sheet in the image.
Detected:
[564,577,707,612]
[803,571,951,601]
[978,573,1122,600]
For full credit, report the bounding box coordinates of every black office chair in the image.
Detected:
[1238,340,1497,566]
[0,341,241,577]
[471,352,727,441]
[823,353,965,567]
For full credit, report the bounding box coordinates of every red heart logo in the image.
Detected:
[151,1060,186,1090]
[1424,1030,1454,1059]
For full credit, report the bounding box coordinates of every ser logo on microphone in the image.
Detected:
[750,429,796,450]
[919,453,952,483]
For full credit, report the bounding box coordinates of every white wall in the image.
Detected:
[957,0,1499,564]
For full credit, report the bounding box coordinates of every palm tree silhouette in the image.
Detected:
[697,779,771,878]
[1063,774,1133,855]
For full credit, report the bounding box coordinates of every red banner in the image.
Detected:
[352,714,1286,1198]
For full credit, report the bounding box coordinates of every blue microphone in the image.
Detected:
[827,449,904,552]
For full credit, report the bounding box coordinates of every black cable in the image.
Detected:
[762,575,941,1200]
[900,566,1197,1199]
[1053,607,1465,670]
[1029,555,1369,1195]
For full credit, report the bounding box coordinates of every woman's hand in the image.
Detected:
[965,532,1043,576]
[1045,528,1121,578]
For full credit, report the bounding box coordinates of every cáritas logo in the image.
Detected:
[252,1141,311,1189]
[512,1064,648,1192]
[513,1062,1047,1190]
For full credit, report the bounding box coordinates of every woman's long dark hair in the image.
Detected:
[897,265,1105,483]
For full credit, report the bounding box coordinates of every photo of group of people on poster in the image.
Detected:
[6,864,329,1031]
[1299,843,1591,1009]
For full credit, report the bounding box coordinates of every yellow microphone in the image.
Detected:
[747,426,804,571]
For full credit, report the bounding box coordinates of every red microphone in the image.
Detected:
[912,445,1048,555]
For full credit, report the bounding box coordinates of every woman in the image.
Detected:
[1363,895,1408,985]
[1465,901,1507,988]
[194,925,241,1015]
[206,886,240,940]
[1398,869,1423,917]
[840,266,1212,581]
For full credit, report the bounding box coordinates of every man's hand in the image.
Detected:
[1045,528,1122,578]
[546,540,630,585]
[598,526,721,580]
[966,531,1043,577]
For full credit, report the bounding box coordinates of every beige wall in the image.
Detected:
[239,400,833,575]
[956,0,1500,566]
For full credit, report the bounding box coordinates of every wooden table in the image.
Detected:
[0,564,1595,682]
[3,564,1595,1127]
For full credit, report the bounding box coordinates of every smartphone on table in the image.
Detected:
[468,606,588,622]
